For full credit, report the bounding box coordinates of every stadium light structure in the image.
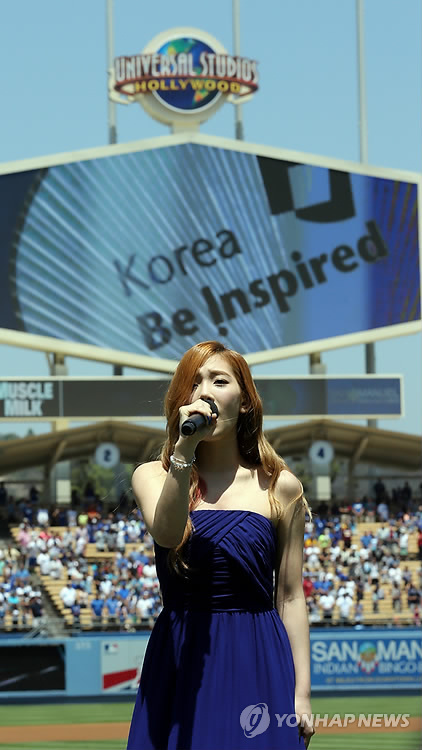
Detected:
[356,0,377,428]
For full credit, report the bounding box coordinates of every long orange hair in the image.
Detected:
[158,340,311,576]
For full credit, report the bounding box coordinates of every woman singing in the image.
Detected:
[127,340,315,749]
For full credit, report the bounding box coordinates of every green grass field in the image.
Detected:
[0,695,419,750]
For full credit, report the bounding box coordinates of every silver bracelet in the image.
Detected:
[169,452,195,471]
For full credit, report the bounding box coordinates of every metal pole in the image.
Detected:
[232,0,244,141]
[107,0,120,377]
[356,0,368,163]
[106,0,117,145]
[357,0,376,429]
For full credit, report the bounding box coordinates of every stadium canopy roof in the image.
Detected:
[0,419,421,477]
[265,420,422,472]
[0,421,166,476]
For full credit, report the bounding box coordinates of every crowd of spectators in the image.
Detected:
[0,542,45,630]
[0,478,421,632]
[16,508,162,631]
[0,480,164,631]
[302,480,422,626]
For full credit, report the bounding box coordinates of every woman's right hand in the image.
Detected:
[177,398,218,446]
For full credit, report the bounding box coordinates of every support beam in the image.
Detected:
[48,439,67,473]
[351,434,369,465]
[348,434,369,498]
[0,327,178,373]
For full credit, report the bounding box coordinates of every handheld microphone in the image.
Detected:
[181,397,219,436]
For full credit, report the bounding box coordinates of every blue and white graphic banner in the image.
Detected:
[0,135,420,360]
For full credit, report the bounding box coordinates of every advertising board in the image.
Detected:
[0,630,419,699]
[311,628,422,691]
[0,375,403,420]
[0,134,420,365]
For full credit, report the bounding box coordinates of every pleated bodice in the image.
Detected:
[154,509,277,613]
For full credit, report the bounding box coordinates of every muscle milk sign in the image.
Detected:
[0,381,57,418]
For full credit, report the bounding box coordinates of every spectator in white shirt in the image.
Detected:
[62,530,74,549]
[136,592,154,619]
[60,584,76,608]
[306,546,320,570]
[362,560,372,578]
[369,536,378,552]
[388,565,402,585]
[127,521,140,543]
[337,593,353,623]
[75,535,87,557]
[330,544,341,562]
[377,525,390,542]
[380,564,390,584]
[36,508,49,527]
[68,562,83,581]
[319,592,335,622]
[37,552,52,576]
[36,537,47,553]
[399,530,409,559]
[116,529,126,553]
[140,575,155,590]
[345,580,356,597]
[142,559,157,578]
[49,559,64,579]
[48,542,62,560]
[99,578,113,597]
[369,563,379,585]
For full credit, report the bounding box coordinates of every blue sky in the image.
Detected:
[0,0,421,437]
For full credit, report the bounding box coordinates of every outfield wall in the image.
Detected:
[0,628,420,699]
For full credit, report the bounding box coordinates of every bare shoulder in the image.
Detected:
[274,470,306,560]
[132,460,166,483]
[131,461,167,537]
[131,460,167,504]
[275,469,304,506]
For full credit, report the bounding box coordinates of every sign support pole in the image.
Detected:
[356,0,377,430]
[106,0,123,378]
[47,355,71,507]
[106,0,117,145]
[232,0,244,141]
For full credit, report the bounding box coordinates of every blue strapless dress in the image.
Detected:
[127,509,305,750]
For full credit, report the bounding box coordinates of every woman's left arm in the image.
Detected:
[274,471,315,747]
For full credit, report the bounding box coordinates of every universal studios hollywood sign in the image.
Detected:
[112,27,258,128]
